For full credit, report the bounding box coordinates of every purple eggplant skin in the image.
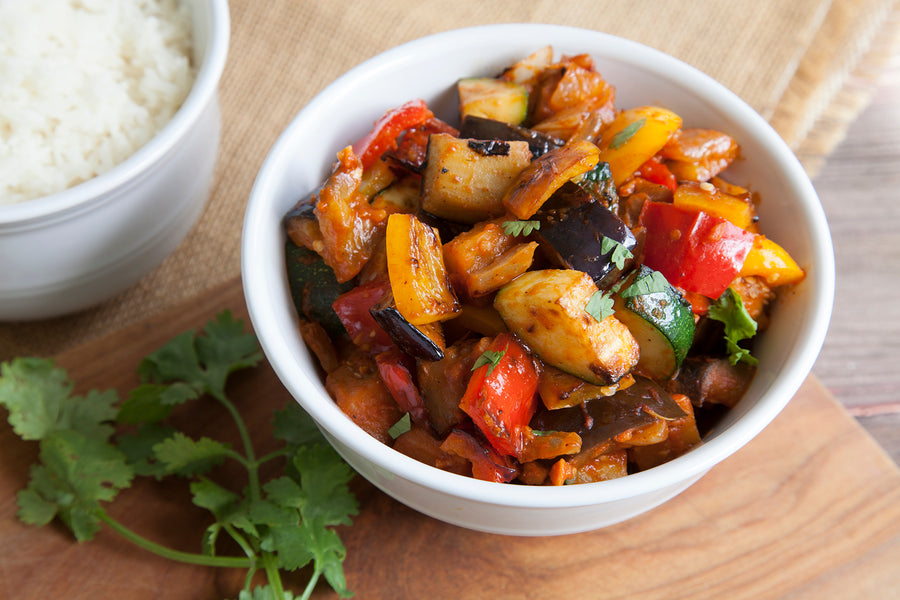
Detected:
[459,115,564,160]
[530,376,686,451]
[467,139,512,157]
[370,289,445,362]
[535,200,637,290]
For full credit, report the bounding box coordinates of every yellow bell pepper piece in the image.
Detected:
[740,235,805,286]
[597,106,682,186]
[673,181,755,230]
[386,213,460,325]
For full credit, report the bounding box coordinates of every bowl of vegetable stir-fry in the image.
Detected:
[242,24,834,536]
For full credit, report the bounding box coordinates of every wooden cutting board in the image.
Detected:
[2,277,899,600]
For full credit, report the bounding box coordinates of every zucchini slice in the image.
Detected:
[284,240,354,338]
[613,266,695,380]
[458,77,529,125]
[494,269,639,385]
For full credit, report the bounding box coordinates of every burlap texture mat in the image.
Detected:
[2,0,899,360]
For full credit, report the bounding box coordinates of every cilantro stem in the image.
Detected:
[224,523,257,559]
[256,447,292,466]
[299,567,322,600]
[96,511,253,569]
[212,391,262,502]
[262,553,286,600]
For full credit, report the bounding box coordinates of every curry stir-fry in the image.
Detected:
[281,47,805,485]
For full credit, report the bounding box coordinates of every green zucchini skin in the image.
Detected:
[613,266,695,380]
[284,240,354,337]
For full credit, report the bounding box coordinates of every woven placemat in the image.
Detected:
[2,0,898,360]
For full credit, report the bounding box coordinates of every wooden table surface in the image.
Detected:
[811,56,900,465]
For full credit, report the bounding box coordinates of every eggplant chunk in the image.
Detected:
[535,201,637,290]
[370,288,445,361]
[676,357,755,408]
[420,133,532,224]
[459,115,564,159]
[532,376,687,450]
[494,269,639,385]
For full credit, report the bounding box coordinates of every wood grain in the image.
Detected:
[1,278,899,600]
[811,56,900,464]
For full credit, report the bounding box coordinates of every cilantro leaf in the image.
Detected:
[600,236,633,270]
[585,290,615,322]
[117,382,198,425]
[258,445,358,597]
[0,358,118,442]
[138,310,262,400]
[292,444,358,529]
[272,402,326,448]
[388,413,412,439]
[620,269,670,298]
[610,117,646,149]
[18,429,133,541]
[502,219,541,237]
[153,432,232,477]
[472,346,508,376]
[708,287,759,366]
[116,423,178,478]
[190,477,242,519]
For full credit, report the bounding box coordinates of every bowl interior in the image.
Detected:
[242,24,834,508]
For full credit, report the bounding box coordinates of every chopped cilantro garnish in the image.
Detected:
[610,118,646,149]
[472,346,508,376]
[620,269,670,298]
[585,290,615,322]
[502,219,541,237]
[600,236,633,270]
[388,413,412,439]
[708,287,759,366]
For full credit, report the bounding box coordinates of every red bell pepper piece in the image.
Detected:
[639,201,754,299]
[636,155,677,191]
[385,117,459,171]
[459,333,539,457]
[375,347,430,430]
[331,280,394,353]
[351,99,434,170]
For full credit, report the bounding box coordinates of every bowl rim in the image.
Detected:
[243,23,835,509]
[0,0,231,225]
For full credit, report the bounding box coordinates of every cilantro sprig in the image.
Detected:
[609,117,646,150]
[472,345,508,376]
[600,236,633,270]
[708,287,759,366]
[502,219,541,237]
[585,290,615,322]
[0,311,357,600]
[620,269,670,298]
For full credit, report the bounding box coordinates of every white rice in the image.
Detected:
[0,0,195,205]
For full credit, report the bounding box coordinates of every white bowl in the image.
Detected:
[242,24,835,536]
[0,0,230,320]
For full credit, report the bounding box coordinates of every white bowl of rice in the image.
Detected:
[0,0,229,320]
